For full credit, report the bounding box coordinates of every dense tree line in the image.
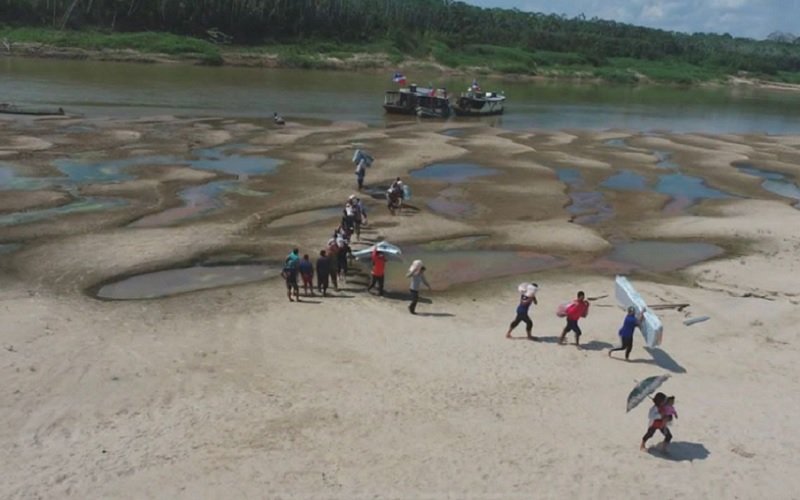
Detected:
[3,0,800,74]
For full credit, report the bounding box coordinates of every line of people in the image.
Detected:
[280,195,368,302]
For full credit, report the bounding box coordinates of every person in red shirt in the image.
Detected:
[367,247,387,296]
[559,290,590,347]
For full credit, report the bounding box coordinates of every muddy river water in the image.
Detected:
[4,57,800,133]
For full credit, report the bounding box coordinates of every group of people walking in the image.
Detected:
[505,288,648,359]
[505,288,592,346]
[504,286,679,450]
[280,194,367,302]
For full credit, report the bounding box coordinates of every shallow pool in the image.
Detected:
[410,163,499,184]
[95,263,280,300]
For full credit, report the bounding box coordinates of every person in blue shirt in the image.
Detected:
[505,288,538,340]
[608,306,644,361]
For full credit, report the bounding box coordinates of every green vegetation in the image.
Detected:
[2,0,800,84]
[0,26,218,57]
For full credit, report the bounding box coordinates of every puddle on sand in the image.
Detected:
[427,198,476,218]
[0,198,127,226]
[0,164,60,191]
[268,207,344,228]
[568,192,614,224]
[95,264,280,300]
[656,173,733,213]
[601,170,649,191]
[736,163,800,207]
[130,181,238,227]
[410,163,499,183]
[595,241,724,273]
[604,138,629,149]
[416,236,489,251]
[0,243,22,255]
[132,180,269,227]
[189,145,281,176]
[383,249,564,291]
[556,168,614,224]
[1,145,281,192]
[440,128,467,137]
[52,155,173,184]
[654,151,679,169]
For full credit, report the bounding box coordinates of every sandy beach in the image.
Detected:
[2,113,800,498]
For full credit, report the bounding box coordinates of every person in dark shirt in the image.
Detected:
[608,306,644,361]
[298,254,315,297]
[316,250,331,296]
[505,291,538,340]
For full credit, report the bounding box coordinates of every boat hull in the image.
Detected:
[383,104,417,115]
[452,106,504,117]
[0,108,65,116]
[416,106,451,119]
[0,103,65,116]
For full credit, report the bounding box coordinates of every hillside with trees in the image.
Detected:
[3,0,800,83]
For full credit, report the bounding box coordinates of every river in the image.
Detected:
[3,57,800,133]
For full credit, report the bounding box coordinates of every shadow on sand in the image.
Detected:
[647,441,709,462]
[644,347,687,374]
[580,340,615,351]
[527,337,613,351]
[413,312,455,318]
[381,290,432,304]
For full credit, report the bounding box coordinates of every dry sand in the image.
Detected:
[1,116,799,499]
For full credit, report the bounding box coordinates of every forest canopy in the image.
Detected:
[2,0,800,77]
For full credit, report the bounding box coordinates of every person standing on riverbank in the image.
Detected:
[326,237,340,291]
[282,251,300,302]
[559,291,589,347]
[608,306,644,361]
[367,247,387,296]
[298,254,315,297]
[406,260,431,314]
[316,250,330,296]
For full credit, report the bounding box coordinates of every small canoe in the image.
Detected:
[0,104,65,116]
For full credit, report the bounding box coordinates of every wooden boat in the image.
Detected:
[383,84,451,118]
[452,90,505,117]
[0,103,65,116]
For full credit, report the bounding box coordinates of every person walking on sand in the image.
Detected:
[559,290,589,347]
[281,253,300,302]
[506,285,538,339]
[608,306,645,361]
[316,250,330,296]
[640,392,672,452]
[298,253,315,297]
[367,247,387,296]
[326,237,340,291]
[355,158,367,191]
[337,237,352,285]
[352,195,366,241]
[406,260,431,314]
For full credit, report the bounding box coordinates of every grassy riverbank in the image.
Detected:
[3,27,800,86]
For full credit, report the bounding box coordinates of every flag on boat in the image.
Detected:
[392,72,407,85]
[471,79,480,91]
